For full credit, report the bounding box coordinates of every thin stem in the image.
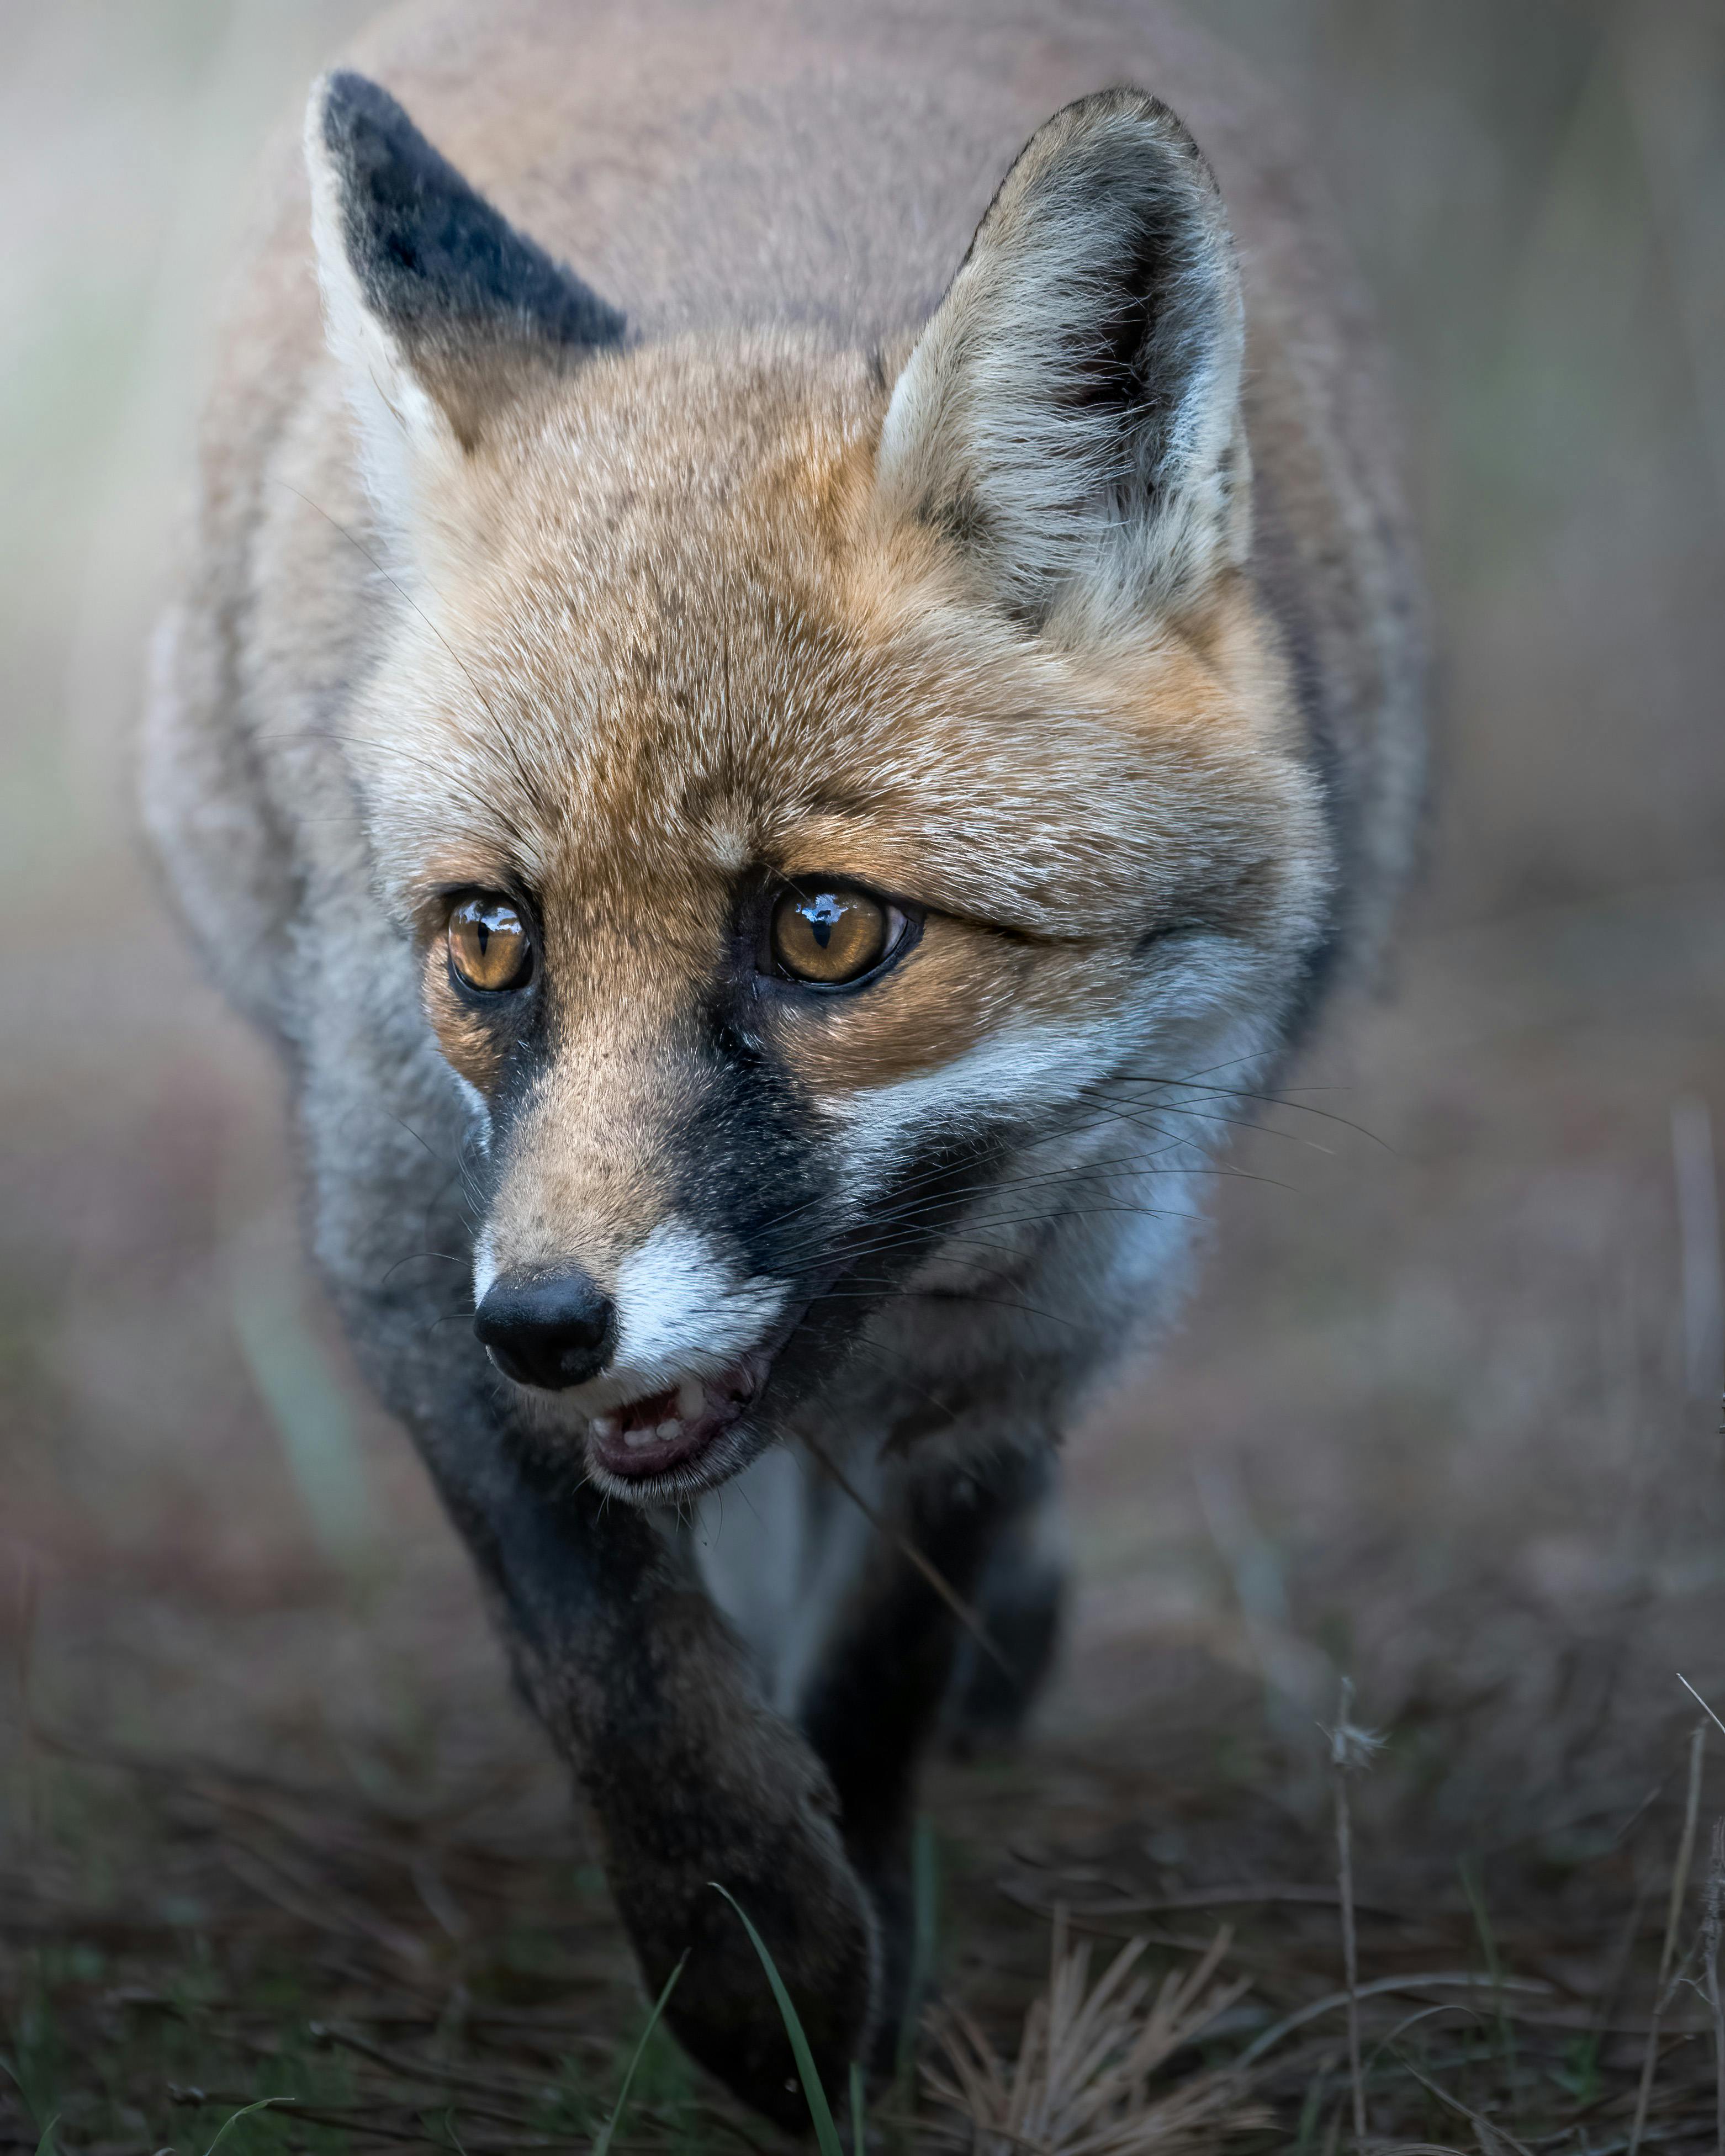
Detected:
[1327,1676,1370,2153]
[1628,1714,1707,2156]
[1705,1818,1725,2156]
[1336,1758,1364,2150]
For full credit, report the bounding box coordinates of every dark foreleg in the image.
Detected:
[793,1439,1053,2062]
[941,1444,1066,1755]
[425,1431,881,2120]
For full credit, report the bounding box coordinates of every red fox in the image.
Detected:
[143,0,1424,2117]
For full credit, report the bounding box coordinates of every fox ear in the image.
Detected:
[876,89,1248,638]
[305,71,624,551]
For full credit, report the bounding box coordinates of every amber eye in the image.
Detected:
[770,884,896,986]
[447,896,532,993]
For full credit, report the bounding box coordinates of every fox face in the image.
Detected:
[308,75,1332,1502]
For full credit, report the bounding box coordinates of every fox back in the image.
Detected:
[143,0,1424,2113]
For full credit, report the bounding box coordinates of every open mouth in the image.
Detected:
[584,1355,768,1482]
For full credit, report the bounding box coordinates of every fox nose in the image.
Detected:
[473,1270,616,1390]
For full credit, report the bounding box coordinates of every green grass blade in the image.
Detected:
[202,2096,294,2156]
[1462,1855,1519,2091]
[850,2059,866,2156]
[711,1883,844,2156]
[592,1950,688,2156]
[33,2117,59,2156]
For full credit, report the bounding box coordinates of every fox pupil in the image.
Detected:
[806,896,840,949]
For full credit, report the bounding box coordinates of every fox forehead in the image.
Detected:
[353,334,1321,950]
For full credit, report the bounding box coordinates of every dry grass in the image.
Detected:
[10,1661,1725,2152]
[923,1920,1258,2156]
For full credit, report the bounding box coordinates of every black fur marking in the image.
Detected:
[678,990,839,1281]
[320,71,625,353]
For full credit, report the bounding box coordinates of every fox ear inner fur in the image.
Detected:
[305,70,624,542]
[876,88,1250,638]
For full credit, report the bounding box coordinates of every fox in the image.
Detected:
[141,0,1424,2120]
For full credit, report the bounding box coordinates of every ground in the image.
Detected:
[4,2,1725,2150]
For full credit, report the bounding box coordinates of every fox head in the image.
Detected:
[305,72,1332,1501]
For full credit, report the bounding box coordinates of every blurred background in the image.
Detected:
[3,1,1724,2146]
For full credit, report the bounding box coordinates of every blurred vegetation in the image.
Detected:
[2,3,1723,2150]
[1205,0,1725,914]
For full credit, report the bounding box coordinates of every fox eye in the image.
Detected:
[448,895,532,993]
[770,885,898,986]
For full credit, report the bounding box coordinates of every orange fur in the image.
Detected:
[363,339,1324,1224]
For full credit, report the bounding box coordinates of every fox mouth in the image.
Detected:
[583,1354,770,1486]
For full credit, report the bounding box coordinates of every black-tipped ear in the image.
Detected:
[305,72,623,550]
[317,72,624,364]
[876,89,1248,639]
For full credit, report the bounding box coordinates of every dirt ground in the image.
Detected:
[4,3,1725,2151]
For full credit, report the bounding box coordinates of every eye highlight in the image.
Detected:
[447,895,532,993]
[770,884,903,987]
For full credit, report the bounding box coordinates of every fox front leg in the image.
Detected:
[411,1423,883,2121]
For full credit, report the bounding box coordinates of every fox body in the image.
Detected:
[144,0,1422,2116]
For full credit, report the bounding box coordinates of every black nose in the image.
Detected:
[473,1270,616,1390]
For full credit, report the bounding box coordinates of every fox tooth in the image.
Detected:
[677,1378,706,1418]
[655,1417,684,1439]
[591,1413,620,1441]
[623,1424,658,1449]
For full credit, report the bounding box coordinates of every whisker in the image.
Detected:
[379,1249,470,1288]
[761,1145,1279,1272]
[784,1198,1207,1281]
[1100,1067,1393,1150]
[809,1283,1087,1333]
